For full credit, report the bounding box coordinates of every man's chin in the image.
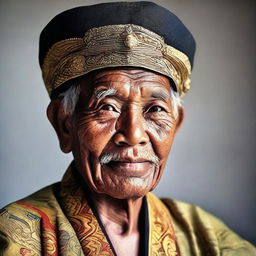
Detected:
[94,177,154,200]
[104,188,150,200]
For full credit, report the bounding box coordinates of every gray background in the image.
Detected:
[0,0,255,245]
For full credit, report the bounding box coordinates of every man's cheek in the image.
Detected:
[76,122,116,153]
[145,119,174,143]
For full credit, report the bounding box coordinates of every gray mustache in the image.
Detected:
[99,151,160,165]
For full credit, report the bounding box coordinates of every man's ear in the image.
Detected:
[174,105,185,134]
[47,100,73,153]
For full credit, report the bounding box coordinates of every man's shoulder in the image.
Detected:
[160,197,256,255]
[0,183,67,255]
[0,183,61,223]
[148,193,216,220]
[161,197,217,221]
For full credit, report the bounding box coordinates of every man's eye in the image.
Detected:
[148,106,165,112]
[100,104,116,111]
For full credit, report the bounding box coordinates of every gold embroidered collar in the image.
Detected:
[59,164,179,255]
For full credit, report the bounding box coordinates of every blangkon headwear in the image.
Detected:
[39,1,196,98]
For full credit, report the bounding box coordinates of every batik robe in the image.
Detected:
[0,163,255,256]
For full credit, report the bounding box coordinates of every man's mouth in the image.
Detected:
[106,159,150,165]
[104,159,155,177]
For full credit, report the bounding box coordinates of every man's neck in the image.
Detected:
[91,192,143,235]
[91,192,143,255]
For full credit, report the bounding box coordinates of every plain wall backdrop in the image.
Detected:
[0,0,255,245]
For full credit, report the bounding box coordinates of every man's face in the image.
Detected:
[67,69,182,199]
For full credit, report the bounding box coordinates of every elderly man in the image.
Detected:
[0,2,255,256]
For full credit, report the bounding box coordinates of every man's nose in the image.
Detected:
[113,109,149,146]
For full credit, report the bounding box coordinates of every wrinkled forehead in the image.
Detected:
[79,68,172,99]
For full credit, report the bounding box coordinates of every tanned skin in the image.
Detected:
[47,69,184,256]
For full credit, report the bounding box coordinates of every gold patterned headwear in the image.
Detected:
[42,24,191,97]
[40,2,196,97]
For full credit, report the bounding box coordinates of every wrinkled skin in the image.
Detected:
[47,68,184,255]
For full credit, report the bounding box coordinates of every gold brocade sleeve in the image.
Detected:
[162,198,256,256]
[0,184,84,256]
